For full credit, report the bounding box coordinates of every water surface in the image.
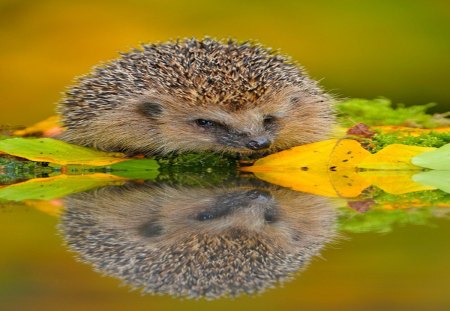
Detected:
[1,173,449,311]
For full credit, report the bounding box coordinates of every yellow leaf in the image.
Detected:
[250,169,371,198]
[243,139,372,197]
[252,170,338,197]
[325,140,372,196]
[328,139,371,170]
[13,115,63,137]
[329,170,371,198]
[247,139,337,171]
[245,139,370,172]
[357,144,436,170]
[359,171,436,194]
[242,139,438,197]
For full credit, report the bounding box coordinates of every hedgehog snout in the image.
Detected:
[246,136,272,150]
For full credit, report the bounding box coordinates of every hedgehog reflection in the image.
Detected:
[60,182,336,299]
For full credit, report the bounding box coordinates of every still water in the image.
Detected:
[1,172,449,311]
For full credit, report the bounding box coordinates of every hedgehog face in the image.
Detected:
[132,87,333,155]
[153,98,281,154]
[139,188,280,240]
[194,189,276,223]
[58,38,334,156]
[60,182,337,299]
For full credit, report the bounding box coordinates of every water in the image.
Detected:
[1,171,449,311]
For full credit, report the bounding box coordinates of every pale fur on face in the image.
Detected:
[59,86,333,155]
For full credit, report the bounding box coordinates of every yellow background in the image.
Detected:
[1,0,449,126]
[1,2,450,310]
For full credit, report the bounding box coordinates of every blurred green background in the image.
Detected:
[0,0,449,126]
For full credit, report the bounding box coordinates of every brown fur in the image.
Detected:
[60,181,337,299]
[58,38,334,155]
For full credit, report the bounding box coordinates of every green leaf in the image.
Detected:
[63,159,160,179]
[412,171,450,194]
[0,174,125,201]
[102,159,159,179]
[411,143,450,170]
[0,138,126,165]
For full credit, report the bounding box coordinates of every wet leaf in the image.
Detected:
[96,159,159,179]
[328,170,371,197]
[0,138,127,165]
[13,115,63,137]
[250,169,370,198]
[328,140,373,196]
[328,139,371,170]
[357,144,435,170]
[412,171,450,194]
[251,170,338,197]
[411,143,450,170]
[241,140,342,196]
[0,174,125,201]
[63,160,160,179]
[359,171,436,194]
[243,139,372,197]
[242,139,442,197]
[244,139,370,172]
[246,139,337,171]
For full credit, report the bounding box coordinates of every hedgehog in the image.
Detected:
[57,38,334,155]
[59,181,337,299]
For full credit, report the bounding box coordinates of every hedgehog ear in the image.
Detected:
[283,88,305,106]
[138,220,164,238]
[289,95,302,105]
[138,101,164,118]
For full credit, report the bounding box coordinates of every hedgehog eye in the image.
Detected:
[263,115,276,126]
[195,119,216,127]
[197,211,215,221]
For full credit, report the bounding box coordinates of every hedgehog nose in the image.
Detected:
[246,137,272,150]
[247,189,272,202]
